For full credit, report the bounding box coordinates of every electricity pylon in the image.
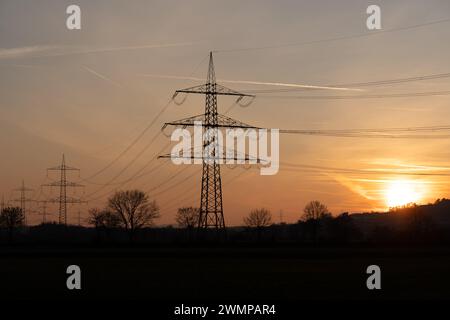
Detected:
[12,180,34,225]
[160,52,257,230]
[1,195,5,212]
[37,200,52,224]
[42,154,86,225]
[77,209,82,226]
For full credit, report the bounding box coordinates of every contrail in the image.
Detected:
[139,74,363,92]
[82,66,122,88]
[220,79,364,92]
[0,45,57,59]
[41,42,195,58]
[0,42,194,59]
[0,63,45,69]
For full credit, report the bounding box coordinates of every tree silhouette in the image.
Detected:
[244,208,272,227]
[88,208,121,229]
[244,208,272,241]
[88,208,122,242]
[0,207,25,243]
[302,200,331,221]
[301,200,331,244]
[406,206,434,240]
[107,190,160,241]
[176,207,199,228]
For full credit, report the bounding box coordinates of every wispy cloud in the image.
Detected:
[82,66,122,88]
[139,74,363,92]
[0,46,57,59]
[0,63,45,69]
[331,174,378,201]
[0,42,194,59]
[35,42,195,58]
[367,159,450,172]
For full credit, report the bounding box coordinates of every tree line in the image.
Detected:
[0,187,332,242]
[2,188,448,244]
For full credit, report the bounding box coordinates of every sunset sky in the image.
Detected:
[1,0,450,226]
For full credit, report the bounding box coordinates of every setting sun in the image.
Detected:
[385,180,423,208]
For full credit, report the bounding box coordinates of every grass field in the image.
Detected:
[0,246,449,301]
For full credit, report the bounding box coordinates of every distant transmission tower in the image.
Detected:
[42,154,86,225]
[77,209,81,226]
[37,200,52,224]
[12,180,34,225]
[1,195,5,212]
[160,52,257,230]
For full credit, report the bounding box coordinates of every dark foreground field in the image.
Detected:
[0,245,449,301]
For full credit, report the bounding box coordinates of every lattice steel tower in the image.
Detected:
[160,52,256,229]
[1,195,5,212]
[200,53,223,228]
[12,180,34,225]
[42,154,85,225]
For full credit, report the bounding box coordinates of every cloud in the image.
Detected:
[0,42,194,59]
[0,46,58,59]
[139,74,363,92]
[331,174,378,201]
[33,42,195,58]
[82,66,122,88]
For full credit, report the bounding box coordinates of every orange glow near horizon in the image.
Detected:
[384,180,425,208]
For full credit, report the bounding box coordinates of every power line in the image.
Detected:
[161,167,252,214]
[146,165,191,195]
[278,125,450,139]
[279,161,450,177]
[150,167,200,198]
[83,143,171,187]
[245,72,450,94]
[260,90,450,100]
[157,166,220,209]
[214,17,450,53]
[80,55,209,191]
[81,98,173,182]
[279,124,450,133]
[83,131,164,199]
[164,117,450,139]
[83,141,172,202]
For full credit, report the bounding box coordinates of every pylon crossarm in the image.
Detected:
[162,113,259,129]
[11,198,36,202]
[162,113,204,130]
[42,181,84,187]
[175,84,255,97]
[158,147,265,164]
[13,187,33,192]
[47,166,80,171]
[158,155,261,162]
[47,197,87,204]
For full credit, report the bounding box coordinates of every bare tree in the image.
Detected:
[176,207,199,228]
[88,208,121,229]
[0,207,25,242]
[244,208,272,241]
[108,190,160,241]
[302,200,331,221]
[244,208,272,228]
[88,208,122,242]
[301,200,331,244]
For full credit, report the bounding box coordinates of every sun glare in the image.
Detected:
[385,180,423,208]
